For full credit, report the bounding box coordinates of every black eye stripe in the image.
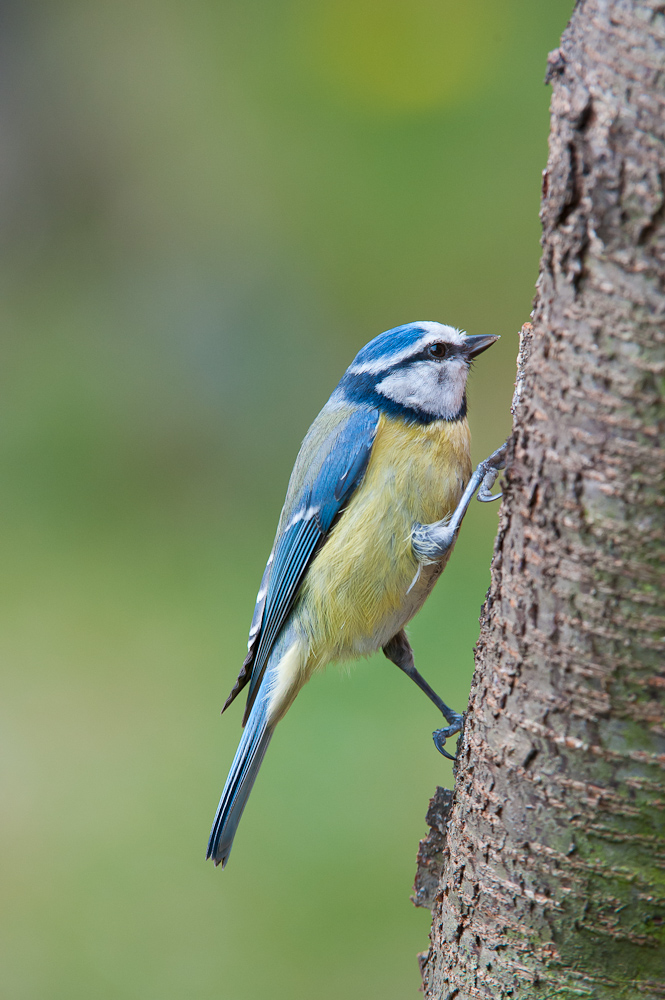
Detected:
[371,342,465,373]
[406,342,464,364]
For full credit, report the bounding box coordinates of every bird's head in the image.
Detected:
[337,321,499,423]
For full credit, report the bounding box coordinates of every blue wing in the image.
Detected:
[222,406,380,725]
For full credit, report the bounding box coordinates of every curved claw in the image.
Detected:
[476,444,508,503]
[432,713,464,760]
[432,734,456,761]
[477,483,503,503]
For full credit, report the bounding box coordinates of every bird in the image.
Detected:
[206,320,503,868]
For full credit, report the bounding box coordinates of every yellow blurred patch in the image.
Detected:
[295,0,505,113]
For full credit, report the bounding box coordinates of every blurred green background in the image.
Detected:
[1,2,572,998]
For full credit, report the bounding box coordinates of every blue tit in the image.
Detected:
[207,321,502,868]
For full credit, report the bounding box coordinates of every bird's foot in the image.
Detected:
[412,441,509,562]
[432,712,464,761]
[477,466,502,502]
[476,442,508,503]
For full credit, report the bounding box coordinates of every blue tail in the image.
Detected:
[208,621,302,868]
[206,684,274,867]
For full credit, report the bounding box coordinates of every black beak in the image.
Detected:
[464,334,500,358]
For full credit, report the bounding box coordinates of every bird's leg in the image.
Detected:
[411,441,508,563]
[383,630,463,761]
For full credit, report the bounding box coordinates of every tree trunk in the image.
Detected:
[414,2,665,997]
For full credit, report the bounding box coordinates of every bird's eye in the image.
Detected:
[428,343,448,359]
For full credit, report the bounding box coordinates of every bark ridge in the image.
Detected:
[417,2,665,997]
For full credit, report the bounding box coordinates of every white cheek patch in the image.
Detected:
[375,360,467,419]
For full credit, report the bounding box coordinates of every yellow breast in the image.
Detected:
[296,413,472,661]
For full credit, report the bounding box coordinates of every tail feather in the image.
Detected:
[206,690,273,868]
[207,622,305,868]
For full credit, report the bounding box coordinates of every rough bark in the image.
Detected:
[415,2,665,997]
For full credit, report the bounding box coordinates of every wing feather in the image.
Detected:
[221,554,272,713]
[222,406,379,723]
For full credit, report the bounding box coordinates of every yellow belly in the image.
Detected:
[295,413,472,662]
